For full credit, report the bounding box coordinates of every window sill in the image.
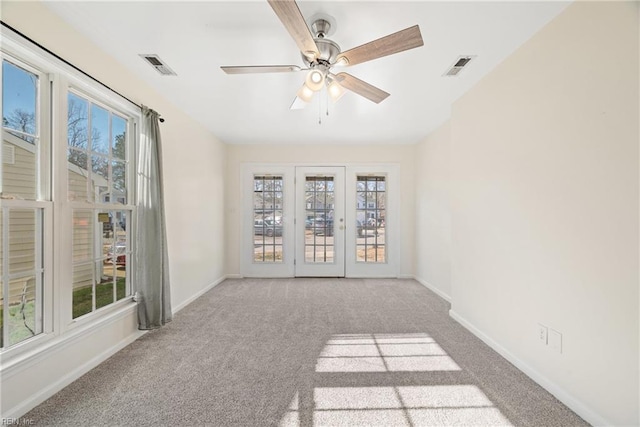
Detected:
[0,300,140,379]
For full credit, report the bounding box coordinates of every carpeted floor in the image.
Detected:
[25,278,588,426]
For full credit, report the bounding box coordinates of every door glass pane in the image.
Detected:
[253,175,284,263]
[305,176,335,263]
[356,176,386,263]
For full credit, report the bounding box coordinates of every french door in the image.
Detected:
[241,164,398,278]
[295,167,345,277]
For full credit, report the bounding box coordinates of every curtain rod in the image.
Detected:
[1,20,164,123]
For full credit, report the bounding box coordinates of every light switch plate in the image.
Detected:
[549,328,562,354]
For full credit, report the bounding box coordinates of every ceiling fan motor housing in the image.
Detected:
[302,38,341,67]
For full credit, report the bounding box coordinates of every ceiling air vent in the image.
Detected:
[444,55,475,77]
[139,54,177,76]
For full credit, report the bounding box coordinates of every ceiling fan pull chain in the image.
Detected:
[326,89,330,117]
[318,92,322,125]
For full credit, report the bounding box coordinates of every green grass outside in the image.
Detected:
[73,277,126,319]
[0,301,37,347]
[1,277,127,348]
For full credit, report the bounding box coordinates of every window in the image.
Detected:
[356,176,386,263]
[67,91,133,319]
[1,57,47,348]
[253,175,283,262]
[0,36,139,351]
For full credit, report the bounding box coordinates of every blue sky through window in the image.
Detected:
[2,60,38,136]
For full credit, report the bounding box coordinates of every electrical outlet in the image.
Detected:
[549,329,562,354]
[537,324,548,345]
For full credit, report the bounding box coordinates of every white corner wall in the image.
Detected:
[414,121,452,301]
[1,1,226,418]
[225,144,416,278]
[447,2,638,426]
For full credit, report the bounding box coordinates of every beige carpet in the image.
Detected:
[25,278,588,426]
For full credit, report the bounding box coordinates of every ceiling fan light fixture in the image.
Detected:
[306,69,325,91]
[297,83,314,103]
[328,80,346,103]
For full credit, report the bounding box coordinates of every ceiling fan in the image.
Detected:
[221,0,424,110]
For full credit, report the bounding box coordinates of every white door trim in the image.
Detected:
[240,163,400,278]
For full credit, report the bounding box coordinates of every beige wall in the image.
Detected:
[2,0,227,311]
[446,2,638,425]
[1,0,226,417]
[414,121,451,300]
[225,144,416,277]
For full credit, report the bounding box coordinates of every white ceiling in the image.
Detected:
[44,1,570,145]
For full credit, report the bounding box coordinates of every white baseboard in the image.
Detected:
[3,329,145,420]
[225,274,243,279]
[397,274,414,279]
[449,309,611,427]
[172,275,227,314]
[414,276,451,302]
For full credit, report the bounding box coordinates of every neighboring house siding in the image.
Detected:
[3,141,36,200]
[2,134,102,301]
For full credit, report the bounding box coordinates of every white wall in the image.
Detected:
[446,2,638,426]
[1,1,226,417]
[225,144,416,278]
[414,121,452,300]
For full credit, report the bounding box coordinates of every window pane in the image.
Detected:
[253,175,284,263]
[2,61,39,200]
[73,210,93,262]
[91,155,109,203]
[90,104,109,154]
[72,262,94,319]
[97,263,115,310]
[112,115,126,160]
[9,209,36,273]
[112,160,126,204]
[2,61,37,142]
[305,176,335,263]
[356,176,386,263]
[67,93,88,150]
[2,207,43,347]
[2,137,38,200]
[8,275,38,346]
[72,209,130,318]
[68,148,89,201]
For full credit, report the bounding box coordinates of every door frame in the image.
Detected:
[345,164,399,278]
[241,164,295,277]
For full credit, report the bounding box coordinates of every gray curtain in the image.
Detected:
[136,106,171,329]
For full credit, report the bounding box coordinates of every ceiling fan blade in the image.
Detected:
[290,96,309,110]
[335,25,423,67]
[334,73,390,104]
[221,65,301,74]
[267,0,320,61]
